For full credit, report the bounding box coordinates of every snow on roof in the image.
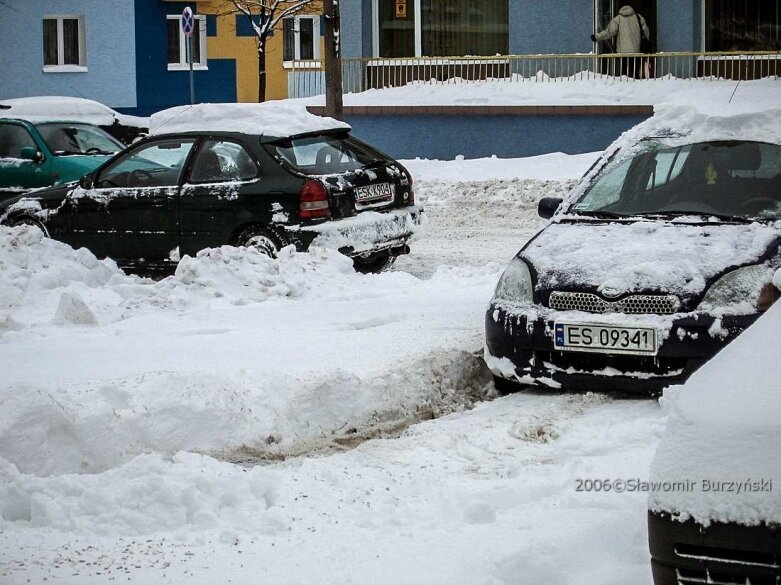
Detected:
[649,300,781,526]
[0,96,148,128]
[149,102,350,137]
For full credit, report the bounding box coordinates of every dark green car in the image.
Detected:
[0,118,123,200]
[0,129,424,273]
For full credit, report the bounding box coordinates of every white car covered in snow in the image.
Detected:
[647,276,781,585]
[486,105,781,394]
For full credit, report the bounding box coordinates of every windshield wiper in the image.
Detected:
[570,210,628,219]
[634,211,754,224]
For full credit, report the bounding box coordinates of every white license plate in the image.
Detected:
[554,323,658,356]
[354,182,394,202]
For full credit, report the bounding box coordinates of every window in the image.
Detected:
[0,124,37,159]
[189,140,259,183]
[266,134,385,176]
[35,123,122,156]
[43,15,86,71]
[166,14,207,70]
[96,139,196,188]
[283,16,319,61]
[704,0,781,51]
[376,0,509,58]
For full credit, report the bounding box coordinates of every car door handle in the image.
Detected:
[150,199,168,208]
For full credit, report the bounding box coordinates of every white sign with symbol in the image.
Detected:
[181,6,194,36]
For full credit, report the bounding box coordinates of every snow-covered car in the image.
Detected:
[485,105,781,393]
[647,286,781,585]
[0,103,424,274]
[0,96,149,145]
[0,117,124,201]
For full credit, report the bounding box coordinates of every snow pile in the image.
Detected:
[0,96,148,128]
[650,301,781,525]
[150,102,350,137]
[159,244,358,306]
[0,225,135,331]
[300,76,780,108]
[402,151,598,182]
[523,221,779,296]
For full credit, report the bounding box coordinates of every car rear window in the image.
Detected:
[265,133,385,176]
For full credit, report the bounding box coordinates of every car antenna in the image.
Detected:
[150,104,195,134]
[728,79,741,104]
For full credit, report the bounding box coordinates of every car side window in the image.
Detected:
[95,139,195,188]
[0,123,37,158]
[188,140,259,183]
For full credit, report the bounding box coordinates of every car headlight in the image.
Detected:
[493,257,534,304]
[699,264,779,313]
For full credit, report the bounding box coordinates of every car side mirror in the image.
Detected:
[20,146,43,163]
[79,173,94,189]
[538,197,563,220]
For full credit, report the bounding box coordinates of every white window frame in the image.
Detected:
[42,14,87,73]
[167,14,208,71]
[372,0,421,57]
[283,15,320,66]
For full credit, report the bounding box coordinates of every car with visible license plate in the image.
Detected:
[0,103,423,274]
[485,108,781,393]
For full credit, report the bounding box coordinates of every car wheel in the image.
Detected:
[235,226,286,258]
[352,255,396,274]
[7,215,49,237]
[492,375,528,396]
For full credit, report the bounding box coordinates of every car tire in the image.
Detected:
[7,215,49,237]
[352,255,396,274]
[493,375,528,396]
[235,226,287,258]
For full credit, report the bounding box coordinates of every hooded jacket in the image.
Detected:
[595,5,650,53]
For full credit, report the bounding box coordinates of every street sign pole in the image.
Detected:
[181,6,196,105]
[188,34,195,104]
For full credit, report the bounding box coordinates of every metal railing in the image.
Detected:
[288,51,781,98]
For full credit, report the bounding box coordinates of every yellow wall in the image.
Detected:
[197,1,323,102]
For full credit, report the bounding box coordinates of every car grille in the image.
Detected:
[548,291,680,315]
[675,544,780,585]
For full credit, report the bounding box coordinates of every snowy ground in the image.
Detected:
[0,151,669,585]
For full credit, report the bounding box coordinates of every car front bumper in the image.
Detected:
[484,302,761,393]
[294,205,425,258]
[648,510,781,585]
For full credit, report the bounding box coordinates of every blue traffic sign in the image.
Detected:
[181,7,194,36]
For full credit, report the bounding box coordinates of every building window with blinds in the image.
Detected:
[704,0,781,51]
[377,0,508,58]
[43,15,86,71]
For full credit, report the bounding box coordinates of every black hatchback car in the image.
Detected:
[0,104,423,274]
[485,112,781,394]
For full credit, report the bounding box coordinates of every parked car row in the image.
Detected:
[0,101,423,274]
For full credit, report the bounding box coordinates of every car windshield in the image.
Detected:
[570,140,781,221]
[36,122,122,156]
[266,133,386,175]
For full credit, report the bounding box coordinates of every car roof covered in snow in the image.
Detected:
[0,96,149,128]
[649,290,781,526]
[148,102,351,139]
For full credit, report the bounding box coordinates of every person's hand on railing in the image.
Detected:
[590,34,597,43]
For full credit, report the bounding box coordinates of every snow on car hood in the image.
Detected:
[522,220,779,296]
[149,102,350,137]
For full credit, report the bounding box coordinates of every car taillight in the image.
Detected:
[299,179,331,220]
[403,170,415,205]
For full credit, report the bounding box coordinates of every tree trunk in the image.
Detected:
[258,41,267,102]
[323,0,343,119]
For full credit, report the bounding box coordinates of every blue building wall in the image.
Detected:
[344,113,650,160]
[657,0,699,52]
[509,0,594,55]
[0,0,137,108]
[128,0,237,117]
